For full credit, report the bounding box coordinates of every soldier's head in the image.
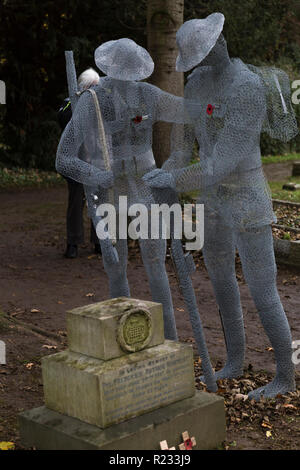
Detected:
[200,33,230,68]
[176,13,229,72]
[94,38,154,82]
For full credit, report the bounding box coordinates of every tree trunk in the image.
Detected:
[147,0,184,167]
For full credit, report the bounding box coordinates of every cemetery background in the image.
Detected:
[0,176,299,450]
[1,0,300,170]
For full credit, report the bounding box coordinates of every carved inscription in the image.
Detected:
[101,348,193,425]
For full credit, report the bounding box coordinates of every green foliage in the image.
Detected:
[0,0,299,169]
[0,0,147,170]
[283,232,291,240]
[269,176,300,203]
[0,167,63,189]
[262,153,300,165]
[185,0,295,64]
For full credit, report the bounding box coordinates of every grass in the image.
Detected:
[262,153,300,165]
[0,167,64,189]
[269,176,300,203]
[1,154,300,202]
[181,178,300,205]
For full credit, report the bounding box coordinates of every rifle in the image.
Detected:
[152,187,218,393]
[65,51,80,112]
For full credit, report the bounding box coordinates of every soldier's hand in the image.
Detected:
[99,170,114,189]
[143,168,176,190]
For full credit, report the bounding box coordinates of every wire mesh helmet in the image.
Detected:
[176,13,225,72]
[94,38,154,81]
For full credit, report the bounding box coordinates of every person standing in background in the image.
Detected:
[58,68,101,258]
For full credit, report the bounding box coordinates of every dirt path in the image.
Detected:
[0,185,299,450]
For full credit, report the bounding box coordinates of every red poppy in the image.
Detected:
[184,439,193,450]
[206,104,215,116]
[133,115,143,124]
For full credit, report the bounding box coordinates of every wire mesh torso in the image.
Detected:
[57,77,191,210]
[176,58,276,230]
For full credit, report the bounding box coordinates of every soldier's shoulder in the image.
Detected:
[139,81,159,94]
[232,60,264,92]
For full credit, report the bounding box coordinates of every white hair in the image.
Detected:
[78,68,100,91]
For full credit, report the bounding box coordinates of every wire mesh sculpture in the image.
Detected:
[57,39,194,343]
[144,13,298,400]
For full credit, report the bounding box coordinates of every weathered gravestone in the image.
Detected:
[19,298,225,450]
[292,162,300,177]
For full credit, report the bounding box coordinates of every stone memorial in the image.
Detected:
[292,162,300,177]
[19,298,226,450]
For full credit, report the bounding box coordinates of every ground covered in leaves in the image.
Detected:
[273,203,300,241]
[0,185,299,451]
[194,359,300,450]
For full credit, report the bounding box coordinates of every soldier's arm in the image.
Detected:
[162,122,196,171]
[56,91,113,189]
[172,80,266,193]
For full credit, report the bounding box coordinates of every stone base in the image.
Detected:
[19,391,226,450]
[274,237,300,268]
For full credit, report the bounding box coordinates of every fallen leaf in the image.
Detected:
[234,393,249,402]
[266,431,272,438]
[85,293,95,297]
[0,441,15,450]
[282,404,297,410]
[261,421,272,430]
[25,363,34,370]
[241,379,254,386]
[30,309,40,313]
[42,345,57,350]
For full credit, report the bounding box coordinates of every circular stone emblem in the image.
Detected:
[117,308,153,353]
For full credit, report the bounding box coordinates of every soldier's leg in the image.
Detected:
[202,211,245,379]
[102,238,130,298]
[66,179,85,245]
[90,220,101,253]
[139,238,178,341]
[237,225,295,400]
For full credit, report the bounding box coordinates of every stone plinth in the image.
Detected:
[67,298,164,361]
[42,341,195,429]
[20,297,226,450]
[19,391,226,450]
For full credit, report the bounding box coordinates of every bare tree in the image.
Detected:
[147,0,184,167]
